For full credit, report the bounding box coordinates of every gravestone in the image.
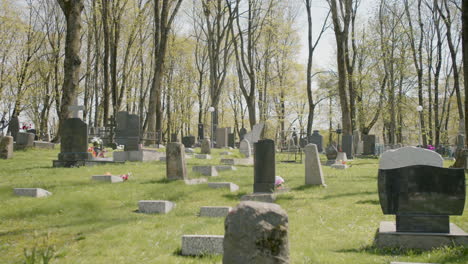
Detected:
[215,127,230,148]
[115,111,140,151]
[253,139,276,193]
[228,133,235,148]
[244,123,265,145]
[16,132,34,149]
[208,182,239,192]
[200,206,232,217]
[353,130,361,155]
[91,175,124,183]
[8,116,19,141]
[342,134,354,159]
[239,127,247,141]
[197,123,204,141]
[309,130,324,152]
[223,201,289,264]
[336,152,347,162]
[181,235,224,256]
[192,166,218,176]
[53,118,92,167]
[166,142,187,180]
[362,134,376,155]
[0,136,13,159]
[138,200,175,214]
[182,136,195,148]
[171,133,178,143]
[14,188,52,198]
[304,144,325,186]
[200,137,211,154]
[375,147,467,249]
[239,139,251,158]
[456,134,465,152]
[325,144,338,165]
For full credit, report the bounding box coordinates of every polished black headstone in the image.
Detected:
[309,130,323,152]
[115,111,140,151]
[362,134,376,155]
[228,133,235,148]
[198,123,204,141]
[342,134,353,159]
[253,139,275,193]
[378,165,465,233]
[239,127,247,141]
[182,136,195,148]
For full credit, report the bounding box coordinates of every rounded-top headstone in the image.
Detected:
[239,139,251,158]
[379,146,443,170]
[223,201,289,264]
[201,137,211,154]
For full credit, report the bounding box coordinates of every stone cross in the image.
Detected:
[68,98,85,119]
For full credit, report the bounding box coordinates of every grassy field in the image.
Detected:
[0,148,467,264]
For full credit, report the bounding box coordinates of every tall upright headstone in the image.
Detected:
[0,136,13,159]
[223,201,289,264]
[215,127,229,148]
[115,111,140,151]
[254,139,275,193]
[8,116,19,141]
[353,130,361,155]
[309,130,324,152]
[239,127,247,141]
[304,144,325,186]
[201,138,211,154]
[197,124,204,141]
[362,134,376,155]
[53,118,92,167]
[166,142,187,180]
[228,133,235,148]
[342,134,354,159]
[239,139,252,158]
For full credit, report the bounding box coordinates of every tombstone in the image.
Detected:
[197,123,204,141]
[200,206,232,217]
[309,130,324,152]
[115,111,140,151]
[228,133,235,148]
[375,147,467,249]
[0,136,13,159]
[304,144,325,186]
[325,144,338,165]
[253,139,275,193]
[200,137,211,154]
[215,127,229,148]
[170,133,178,143]
[456,134,465,151]
[53,118,92,167]
[362,134,376,155]
[166,142,187,180]
[244,123,265,145]
[182,136,195,148]
[223,201,289,264]
[239,127,247,141]
[239,139,252,158]
[68,98,85,119]
[353,130,361,154]
[336,152,347,162]
[8,116,19,141]
[342,134,354,159]
[181,235,224,256]
[15,132,35,149]
[14,188,52,198]
[138,200,175,214]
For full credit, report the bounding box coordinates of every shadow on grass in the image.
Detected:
[321,191,376,200]
[222,192,247,201]
[356,199,380,205]
[292,185,325,191]
[140,178,174,184]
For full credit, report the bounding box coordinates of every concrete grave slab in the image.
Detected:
[241,193,276,203]
[181,235,224,256]
[208,182,239,192]
[199,206,232,217]
[195,154,212,160]
[14,188,52,198]
[91,175,124,183]
[192,166,218,176]
[215,165,237,171]
[138,200,175,214]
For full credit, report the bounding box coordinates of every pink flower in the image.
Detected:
[275,176,285,186]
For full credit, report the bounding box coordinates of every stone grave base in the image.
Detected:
[195,154,212,159]
[215,165,237,171]
[375,221,468,250]
[208,182,239,192]
[14,188,52,198]
[325,160,335,166]
[184,178,208,185]
[199,206,232,217]
[92,175,124,183]
[181,235,224,256]
[138,200,175,214]
[53,159,123,168]
[113,149,164,162]
[33,141,56,149]
[331,163,349,169]
[193,166,218,176]
[241,192,276,203]
[221,158,253,166]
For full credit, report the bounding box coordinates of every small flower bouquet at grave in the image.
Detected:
[91,137,103,146]
[275,176,285,190]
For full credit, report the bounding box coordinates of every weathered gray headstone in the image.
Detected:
[192,166,218,176]
[68,98,85,119]
[336,152,347,162]
[363,134,376,155]
[195,154,211,160]
[244,123,265,145]
[208,182,239,192]
[14,188,52,198]
[181,235,224,256]
[215,165,237,171]
[0,136,13,159]
[199,206,232,217]
[304,144,325,186]
[115,111,140,151]
[309,130,324,152]
[166,142,187,180]
[353,130,361,154]
[223,201,289,264]
[215,127,229,148]
[239,127,247,141]
[16,132,34,148]
[325,144,338,165]
[221,158,253,166]
[342,134,354,159]
[201,137,211,154]
[239,139,252,158]
[138,200,175,214]
[254,139,275,193]
[91,175,124,183]
[228,133,235,148]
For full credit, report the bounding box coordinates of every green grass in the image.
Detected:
[0,148,467,263]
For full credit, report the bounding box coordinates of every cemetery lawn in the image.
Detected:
[0,149,467,264]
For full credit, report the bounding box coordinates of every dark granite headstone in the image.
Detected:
[342,134,353,159]
[182,136,195,148]
[362,134,376,155]
[239,127,247,141]
[309,130,323,152]
[198,124,204,141]
[53,118,92,167]
[115,111,140,151]
[8,116,19,141]
[26,129,38,140]
[253,139,275,193]
[228,133,235,148]
[378,165,465,233]
[171,133,178,143]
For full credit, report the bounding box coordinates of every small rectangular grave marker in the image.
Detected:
[138,200,175,214]
[193,166,218,176]
[14,188,52,198]
[181,235,224,256]
[91,175,124,183]
[195,154,212,160]
[208,182,239,192]
[215,165,237,171]
[199,206,232,217]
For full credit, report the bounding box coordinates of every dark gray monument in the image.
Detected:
[197,124,204,141]
[115,111,140,151]
[253,139,275,193]
[170,133,178,143]
[341,134,354,159]
[325,144,338,165]
[309,130,323,152]
[362,134,376,155]
[239,127,247,141]
[228,133,235,148]
[182,136,195,148]
[8,116,19,141]
[53,118,92,167]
